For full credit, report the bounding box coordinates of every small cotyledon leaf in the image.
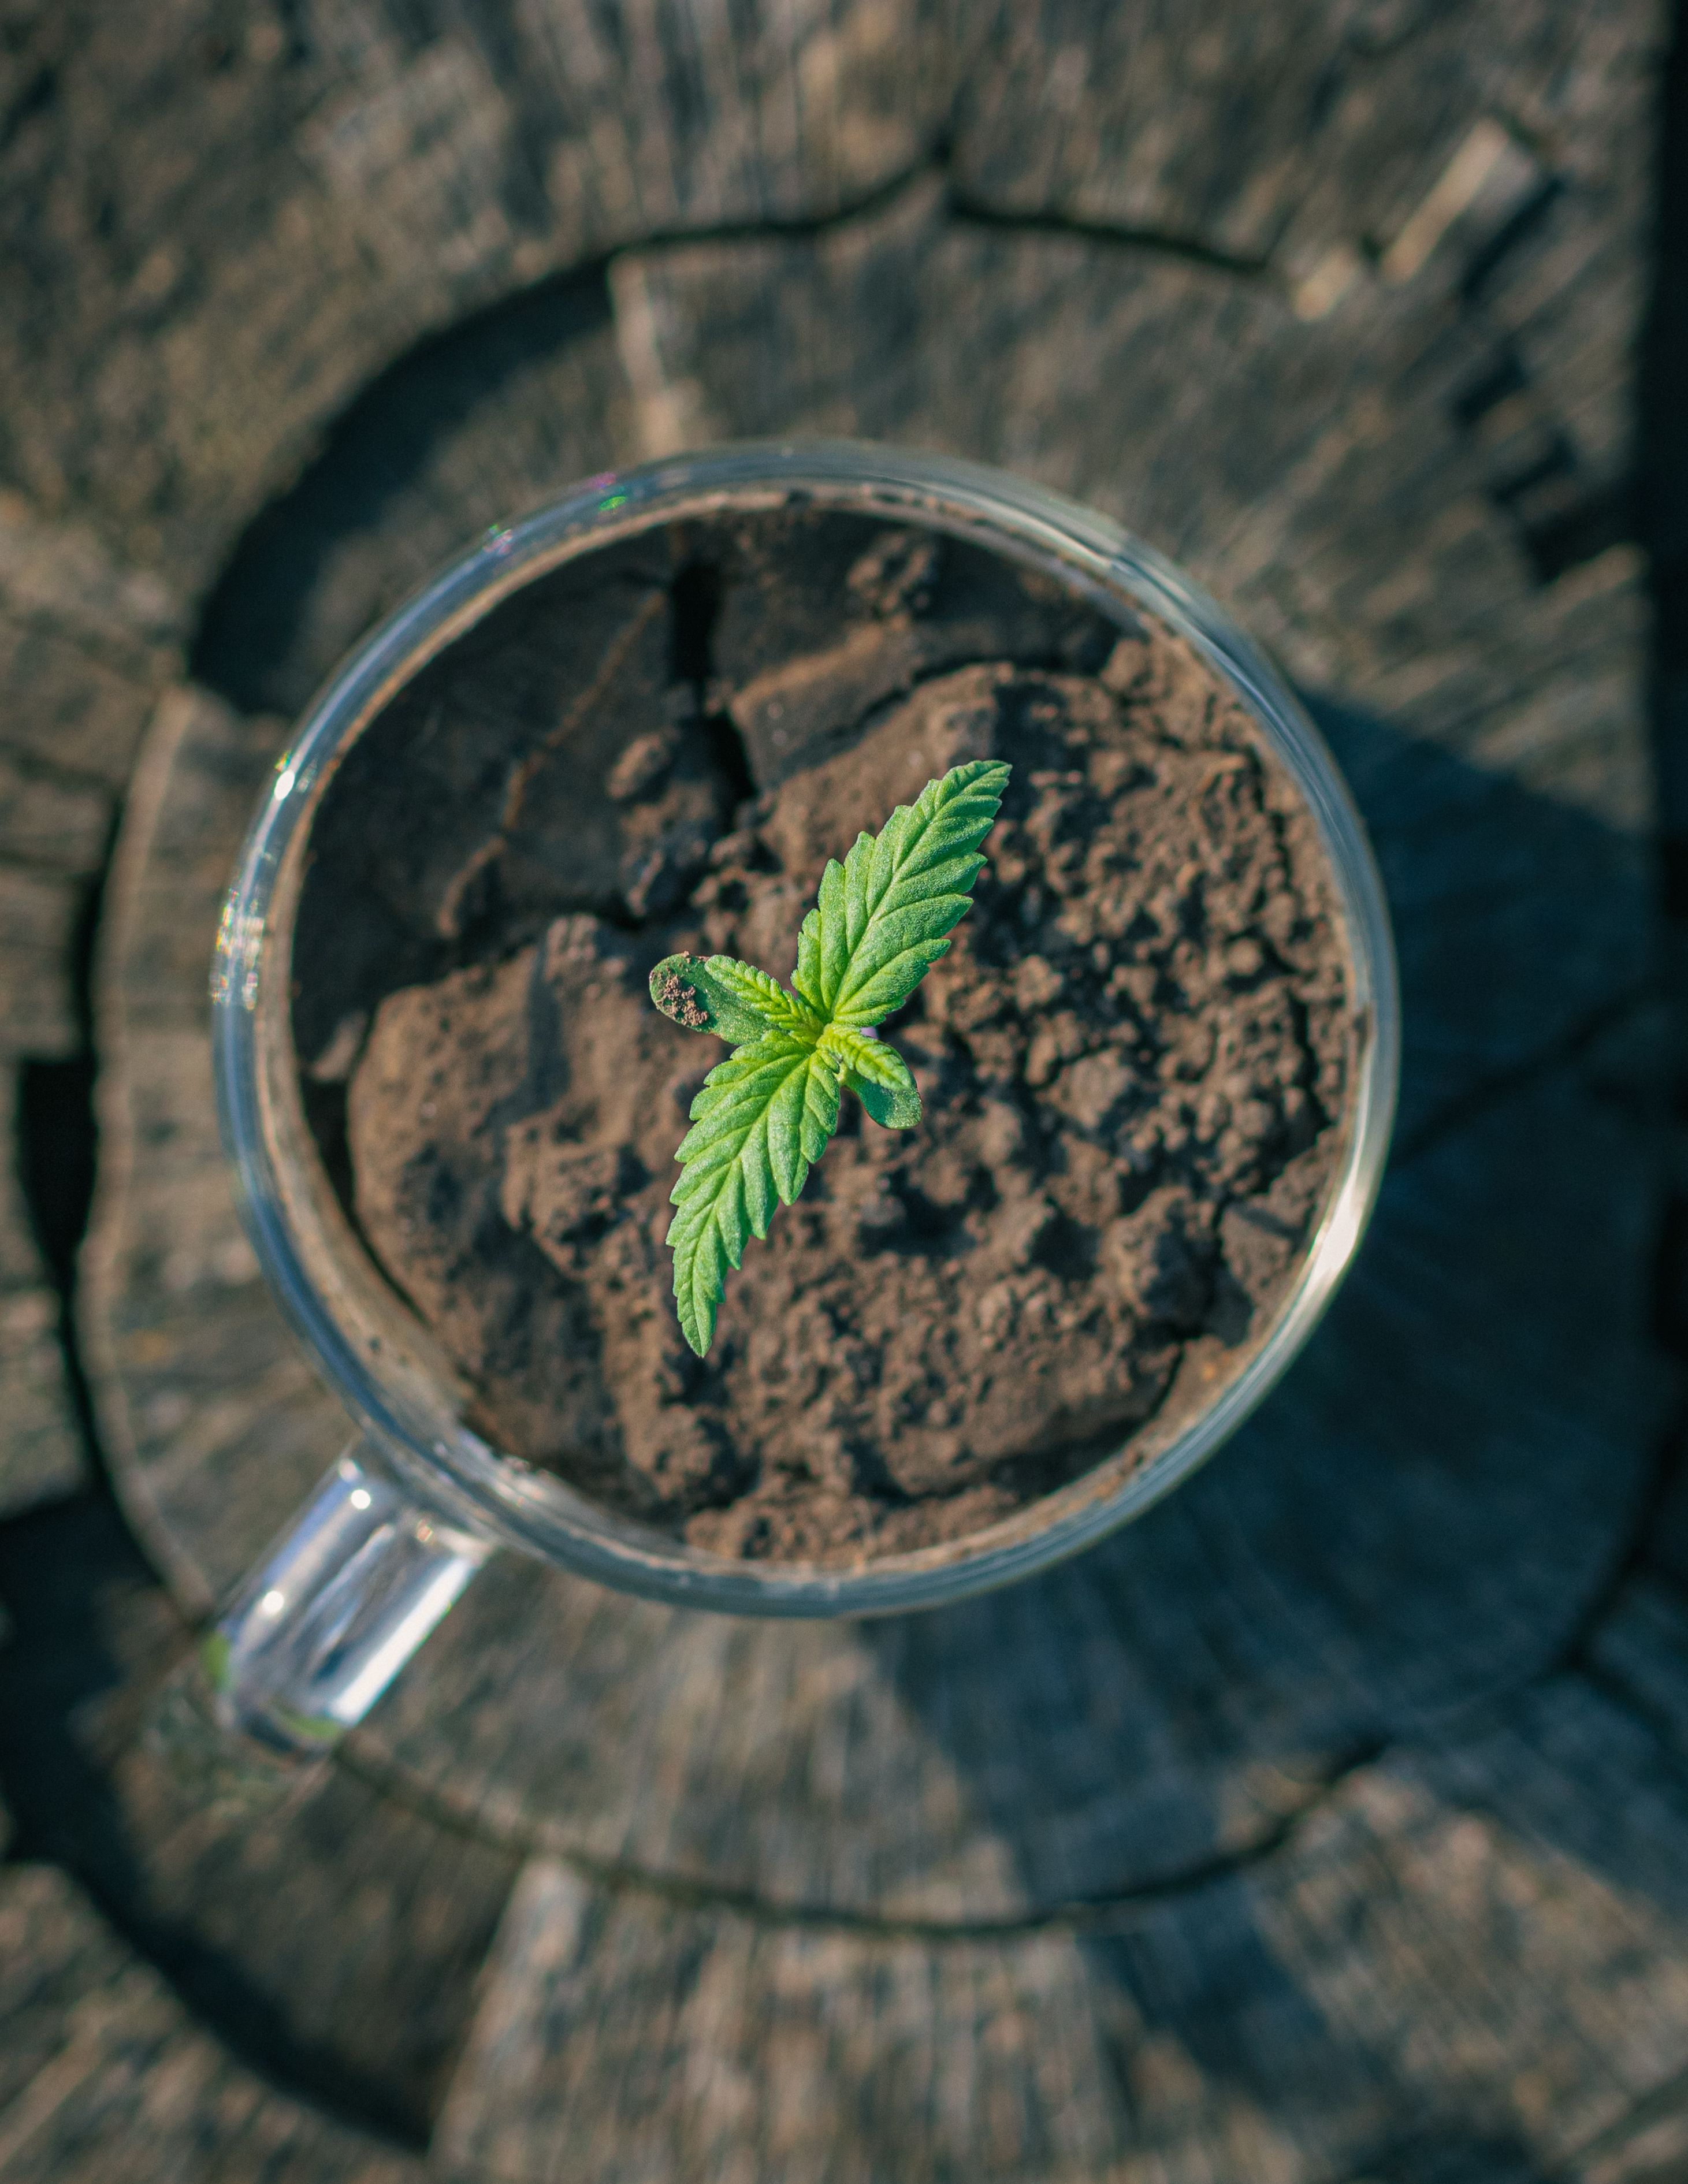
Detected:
[653,759,1010,1353]
[649,953,820,1043]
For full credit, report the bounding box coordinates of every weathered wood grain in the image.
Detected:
[0,494,183,667]
[0,0,949,593]
[0,1273,79,1517]
[80,686,348,1606]
[43,4,1681,2172]
[0,870,81,1066]
[0,0,1659,597]
[194,278,637,721]
[432,1676,1688,2184]
[949,0,1660,307]
[0,759,107,879]
[0,1483,519,2144]
[0,494,187,1512]
[0,1073,83,1516]
[0,1866,142,2126]
[54,1747,516,2137]
[0,1862,426,2183]
[0,493,184,818]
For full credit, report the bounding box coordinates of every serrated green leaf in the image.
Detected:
[819,1022,915,1095]
[649,954,769,1043]
[649,954,775,1043]
[821,1025,923,1130]
[667,1033,841,1355]
[649,954,823,1044]
[650,758,1009,1349]
[842,1067,923,1130]
[703,957,824,1039]
[793,760,1010,1029]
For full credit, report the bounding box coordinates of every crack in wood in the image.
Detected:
[334,1735,1388,1945]
[942,189,1276,279]
[193,144,1299,697]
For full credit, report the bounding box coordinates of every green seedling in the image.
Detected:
[650,759,1012,1355]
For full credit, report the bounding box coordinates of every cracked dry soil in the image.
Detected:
[292,505,1353,1562]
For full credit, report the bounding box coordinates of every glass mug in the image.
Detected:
[202,441,1400,1759]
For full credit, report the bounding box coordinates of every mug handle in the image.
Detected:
[150,1433,493,1789]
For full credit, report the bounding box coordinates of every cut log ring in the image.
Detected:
[55,1,1688,2169]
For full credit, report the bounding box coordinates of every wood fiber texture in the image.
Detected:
[0,1861,426,2183]
[6,0,1679,2176]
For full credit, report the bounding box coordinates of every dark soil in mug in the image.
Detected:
[291,505,1352,1564]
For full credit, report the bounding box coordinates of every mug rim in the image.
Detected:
[211,437,1400,1618]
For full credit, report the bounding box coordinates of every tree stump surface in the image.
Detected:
[3,2,1686,2178]
[0,1857,426,2184]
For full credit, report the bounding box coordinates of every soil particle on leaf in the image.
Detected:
[653,963,709,1030]
[295,507,1354,1565]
